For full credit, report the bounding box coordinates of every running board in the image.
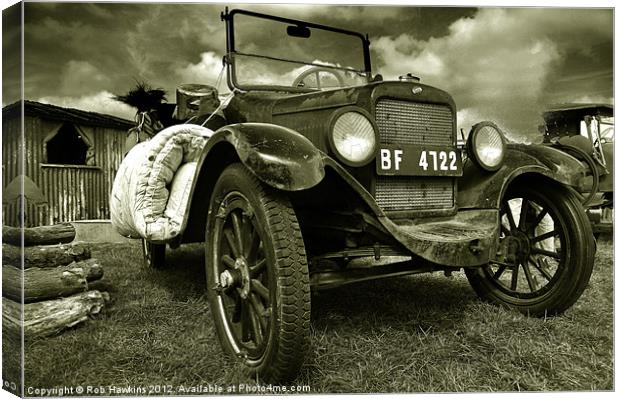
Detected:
[310,261,434,290]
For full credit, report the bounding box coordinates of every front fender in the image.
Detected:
[178,123,325,243]
[205,123,325,191]
[458,143,587,209]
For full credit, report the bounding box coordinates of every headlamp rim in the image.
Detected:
[467,121,506,172]
[328,107,379,167]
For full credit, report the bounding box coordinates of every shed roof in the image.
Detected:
[2,100,134,130]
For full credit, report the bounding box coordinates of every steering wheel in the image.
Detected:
[292,66,346,89]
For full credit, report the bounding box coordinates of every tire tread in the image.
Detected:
[466,183,595,316]
[207,164,310,383]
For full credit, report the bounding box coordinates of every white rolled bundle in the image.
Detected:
[110,124,214,242]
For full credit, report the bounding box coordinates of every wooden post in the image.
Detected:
[2,243,91,268]
[2,223,76,246]
[1,223,110,340]
[2,291,109,339]
[2,259,104,303]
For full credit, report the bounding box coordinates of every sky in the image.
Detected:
[1,1,614,141]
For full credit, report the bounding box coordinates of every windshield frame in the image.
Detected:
[222,8,372,93]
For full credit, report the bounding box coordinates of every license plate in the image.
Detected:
[376,144,463,176]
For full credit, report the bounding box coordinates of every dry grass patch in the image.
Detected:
[14,238,613,393]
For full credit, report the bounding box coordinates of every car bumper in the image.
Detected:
[321,158,500,267]
[378,209,499,267]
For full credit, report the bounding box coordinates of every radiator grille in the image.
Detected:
[374,99,455,212]
[375,176,454,211]
[375,99,453,146]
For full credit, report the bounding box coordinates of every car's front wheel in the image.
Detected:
[466,182,595,316]
[205,163,310,383]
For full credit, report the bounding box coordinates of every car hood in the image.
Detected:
[224,81,456,124]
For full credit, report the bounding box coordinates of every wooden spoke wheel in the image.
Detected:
[205,164,310,383]
[466,182,595,316]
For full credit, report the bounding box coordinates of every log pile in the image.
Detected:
[2,224,110,339]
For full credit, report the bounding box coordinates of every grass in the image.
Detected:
[9,238,614,394]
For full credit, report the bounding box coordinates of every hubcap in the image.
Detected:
[509,230,531,263]
[235,258,252,299]
[219,270,236,288]
[218,258,251,299]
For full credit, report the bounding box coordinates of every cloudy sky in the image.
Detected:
[2,1,613,141]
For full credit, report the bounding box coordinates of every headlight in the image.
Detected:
[467,121,506,171]
[330,110,376,166]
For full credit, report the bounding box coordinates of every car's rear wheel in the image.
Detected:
[466,182,594,316]
[205,163,310,383]
[142,239,166,269]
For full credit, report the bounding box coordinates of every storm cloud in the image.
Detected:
[4,2,613,141]
[372,7,613,140]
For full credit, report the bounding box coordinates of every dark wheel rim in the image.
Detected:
[211,192,272,360]
[484,192,568,299]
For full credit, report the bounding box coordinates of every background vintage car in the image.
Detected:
[541,103,613,236]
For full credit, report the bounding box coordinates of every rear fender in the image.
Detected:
[458,143,587,209]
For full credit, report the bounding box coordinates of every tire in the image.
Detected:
[205,163,310,383]
[142,239,166,269]
[465,182,595,316]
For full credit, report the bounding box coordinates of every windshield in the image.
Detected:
[227,10,371,91]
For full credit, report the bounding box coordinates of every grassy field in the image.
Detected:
[14,237,614,394]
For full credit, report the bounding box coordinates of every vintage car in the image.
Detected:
[541,103,613,236]
[142,9,596,382]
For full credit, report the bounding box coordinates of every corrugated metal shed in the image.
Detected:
[2,100,134,227]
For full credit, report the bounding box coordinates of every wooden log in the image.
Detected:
[2,223,76,246]
[2,291,109,339]
[2,243,91,268]
[88,278,113,293]
[2,259,104,303]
